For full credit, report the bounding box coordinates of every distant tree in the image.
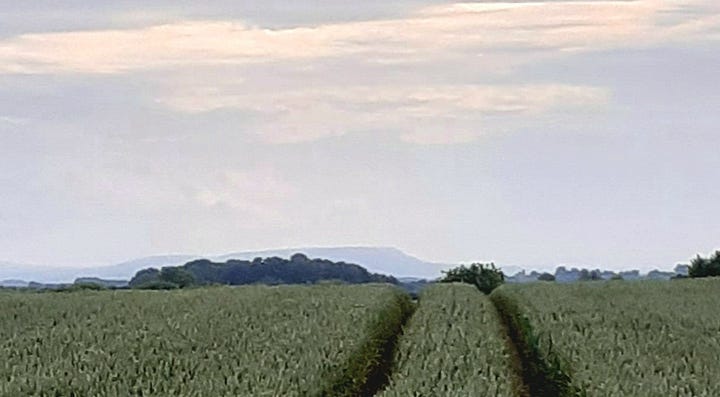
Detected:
[290,253,310,263]
[129,267,195,289]
[538,272,556,282]
[578,269,602,281]
[129,268,161,288]
[578,269,591,281]
[440,263,504,294]
[689,251,720,278]
[674,264,690,276]
[159,267,195,288]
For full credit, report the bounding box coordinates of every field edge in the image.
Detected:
[490,287,584,397]
[312,287,415,397]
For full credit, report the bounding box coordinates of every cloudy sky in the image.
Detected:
[1,0,719,270]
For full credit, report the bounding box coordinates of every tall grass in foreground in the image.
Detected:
[379,283,517,397]
[497,279,720,396]
[0,284,402,397]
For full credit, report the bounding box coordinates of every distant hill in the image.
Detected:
[0,261,82,283]
[215,247,448,279]
[1,247,446,283]
[84,255,200,279]
[0,279,29,288]
[0,255,198,284]
[74,277,129,288]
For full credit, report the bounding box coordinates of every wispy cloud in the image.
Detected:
[0,22,338,74]
[0,1,717,74]
[195,169,296,219]
[42,158,295,224]
[0,116,28,126]
[1,0,713,144]
[157,84,610,144]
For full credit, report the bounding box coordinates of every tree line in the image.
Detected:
[129,253,397,289]
[439,249,720,294]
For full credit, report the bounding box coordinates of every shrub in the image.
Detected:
[440,263,504,294]
[689,251,720,278]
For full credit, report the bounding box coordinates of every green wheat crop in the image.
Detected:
[379,283,517,397]
[497,279,720,396]
[0,284,402,397]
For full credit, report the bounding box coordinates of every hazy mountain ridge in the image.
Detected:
[1,247,690,286]
[215,247,448,279]
[0,255,199,284]
[0,247,448,283]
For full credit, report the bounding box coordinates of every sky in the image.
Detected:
[1,0,719,271]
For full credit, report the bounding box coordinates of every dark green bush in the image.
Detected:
[689,251,720,278]
[440,263,504,294]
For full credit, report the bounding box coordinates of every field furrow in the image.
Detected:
[379,283,517,397]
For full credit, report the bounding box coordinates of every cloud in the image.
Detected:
[0,1,711,145]
[0,116,28,126]
[0,1,717,74]
[0,22,338,74]
[157,84,610,144]
[195,169,296,218]
[400,129,480,145]
[41,155,296,225]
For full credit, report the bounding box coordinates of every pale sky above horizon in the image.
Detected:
[1,0,719,270]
